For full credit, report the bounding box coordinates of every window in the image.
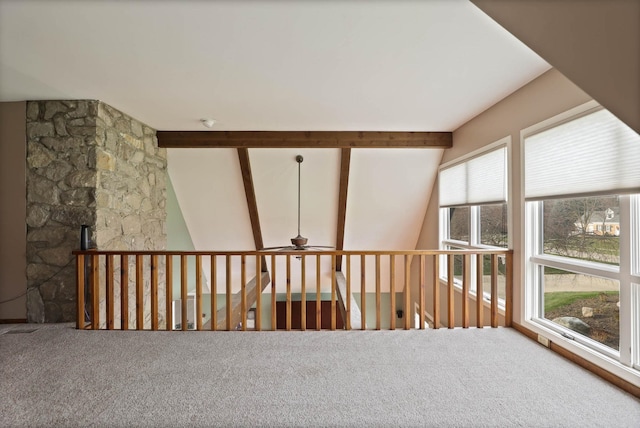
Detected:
[524,102,640,368]
[439,139,510,301]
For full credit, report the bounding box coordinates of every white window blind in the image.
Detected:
[525,108,640,200]
[439,146,507,207]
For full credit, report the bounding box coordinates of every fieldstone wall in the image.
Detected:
[25,100,167,324]
[94,103,167,329]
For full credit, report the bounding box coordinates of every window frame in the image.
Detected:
[522,100,640,373]
[439,137,511,305]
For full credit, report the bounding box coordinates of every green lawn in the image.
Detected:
[544,291,619,313]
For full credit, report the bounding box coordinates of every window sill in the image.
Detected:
[521,318,640,388]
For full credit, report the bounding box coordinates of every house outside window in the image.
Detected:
[438,138,510,302]
[523,102,640,369]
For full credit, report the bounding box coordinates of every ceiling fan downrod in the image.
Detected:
[291,155,308,248]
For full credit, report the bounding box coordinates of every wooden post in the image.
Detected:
[433,255,440,329]
[301,255,306,331]
[135,255,144,330]
[404,255,411,330]
[419,255,425,330]
[271,255,277,331]
[121,255,129,330]
[316,254,321,331]
[331,255,336,331]
[447,255,454,329]
[345,254,351,331]
[91,253,99,330]
[106,255,114,330]
[375,254,381,330]
[360,255,366,330]
[491,254,498,328]
[286,255,291,331]
[505,252,513,327]
[476,254,483,328]
[196,255,203,331]
[210,255,216,331]
[226,255,232,331]
[151,255,159,331]
[256,254,262,331]
[76,254,85,329]
[390,254,396,331]
[241,255,247,331]
[462,254,470,329]
[165,255,172,331]
[181,255,188,331]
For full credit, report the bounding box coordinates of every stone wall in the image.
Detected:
[25,100,167,323]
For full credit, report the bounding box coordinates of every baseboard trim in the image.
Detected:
[512,322,640,399]
[0,318,27,324]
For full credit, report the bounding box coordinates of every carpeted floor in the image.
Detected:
[1,324,639,427]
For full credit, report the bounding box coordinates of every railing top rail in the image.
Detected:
[73,249,513,256]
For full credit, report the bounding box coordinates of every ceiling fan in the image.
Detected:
[262,155,334,252]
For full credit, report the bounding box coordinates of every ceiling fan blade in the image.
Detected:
[261,246,294,251]
[303,246,335,251]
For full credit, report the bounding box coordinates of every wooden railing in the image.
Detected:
[74,249,512,331]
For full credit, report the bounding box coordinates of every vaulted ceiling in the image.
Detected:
[0,1,550,281]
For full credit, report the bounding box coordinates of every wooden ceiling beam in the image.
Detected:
[158,131,452,148]
[335,148,350,272]
[237,148,268,271]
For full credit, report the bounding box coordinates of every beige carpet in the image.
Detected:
[1,323,639,427]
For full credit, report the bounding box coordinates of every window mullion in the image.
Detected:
[618,195,632,366]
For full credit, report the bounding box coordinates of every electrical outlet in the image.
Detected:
[537,334,550,348]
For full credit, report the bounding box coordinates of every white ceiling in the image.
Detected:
[0,0,549,131]
[1,0,551,292]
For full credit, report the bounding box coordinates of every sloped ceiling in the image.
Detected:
[472,0,640,134]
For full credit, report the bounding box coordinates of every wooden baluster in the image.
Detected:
[505,252,513,327]
[375,254,381,330]
[76,254,85,329]
[331,255,336,331]
[390,254,396,330]
[210,254,218,331]
[241,255,247,331]
[91,253,99,330]
[476,254,483,328]
[462,254,470,329]
[419,254,425,330]
[300,255,306,331]
[165,255,172,331]
[136,255,144,330]
[447,254,454,329]
[433,255,440,329]
[196,255,203,331]
[491,254,498,328]
[211,255,216,331]
[271,255,277,331]
[256,254,262,331]
[316,254,321,331]
[360,255,366,330]
[151,255,159,331]
[181,255,188,331]
[121,255,129,330]
[226,255,232,331]
[345,254,351,331]
[404,255,411,330]
[106,255,114,330]
[286,255,291,331]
